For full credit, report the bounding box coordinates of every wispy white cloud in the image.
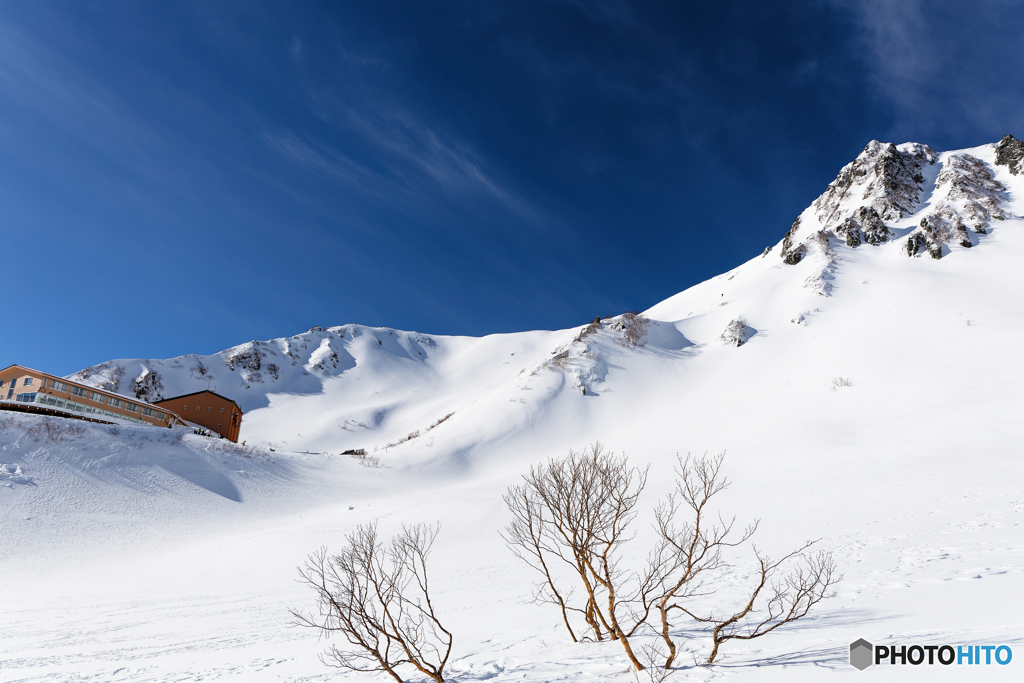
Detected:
[288,35,303,65]
[835,0,1024,141]
[266,98,542,225]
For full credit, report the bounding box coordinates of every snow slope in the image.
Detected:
[3,137,1024,681]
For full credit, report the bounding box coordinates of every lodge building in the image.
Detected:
[155,390,243,442]
[0,364,185,428]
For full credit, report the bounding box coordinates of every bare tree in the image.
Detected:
[290,522,453,682]
[680,544,840,665]
[502,442,667,671]
[653,453,840,667]
[652,454,757,669]
[505,448,841,672]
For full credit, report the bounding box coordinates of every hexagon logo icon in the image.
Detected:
[850,638,874,670]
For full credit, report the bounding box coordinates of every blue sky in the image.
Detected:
[4,1,1023,375]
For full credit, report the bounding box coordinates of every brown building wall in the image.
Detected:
[154,391,242,442]
[0,365,183,428]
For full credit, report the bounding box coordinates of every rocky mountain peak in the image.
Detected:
[810,140,936,230]
[778,137,1012,271]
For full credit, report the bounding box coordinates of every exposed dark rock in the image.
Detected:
[780,217,801,256]
[812,141,935,227]
[904,153,1006,256]
[132,369,165,403]
[227,345,262,373]
[313,349,340,373]
[995,134,1024,175]
[856,206,892,245]
[961,239,972,248]
[835,217,860,247]
[905,233,926,257]
[782,244,807,265]
[761,245,771,257]
[307,326,324,333]
[929,245,943,259]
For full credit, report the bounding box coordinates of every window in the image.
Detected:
[141,406,154,417]
[183,405,188,410]
[16,392,37,402]
[70,386,87,397]
[156,412,164,420]
[89,391,106,404]
[196,406,200,411]
[221,408,225,412]
[125,402,139,413]
[209,407,213,411]
[23,378,33,386]
[0,379,4,387]
[51,379,69,392]
[108,397,123,408]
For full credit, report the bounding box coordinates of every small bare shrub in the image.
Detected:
[426,413,454,431]
[830,377,853,391]
[619,312,650,347]
[383,430,422,451]
[352,451,381,468]
[632,640,676,683]
[574,316,603,343]
[550,350,571,369]
[291,522,453,683]
[27,418,88,443]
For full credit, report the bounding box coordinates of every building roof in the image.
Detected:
[155,389,243,413]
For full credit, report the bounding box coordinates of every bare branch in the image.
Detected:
[290,522,453,682]
[502,441,655,670]
[689,543,842,665]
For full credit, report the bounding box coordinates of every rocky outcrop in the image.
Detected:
[812,141,937,226]
[782,244,806,265]
[781,217,801,257]
[719,319,749,347]
[903,153,1006,257]
[904,232,926,257]
[132,368,165,403]
[781,140,936,265]
[995,134,1024,175]
[834,206,890,248]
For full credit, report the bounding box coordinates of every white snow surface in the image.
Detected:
[3,139,1024,681]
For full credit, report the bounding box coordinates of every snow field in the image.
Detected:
[3,140,1024,680]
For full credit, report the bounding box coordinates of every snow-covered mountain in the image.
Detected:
[68,135,1024,458]
[4,136,1024,682]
